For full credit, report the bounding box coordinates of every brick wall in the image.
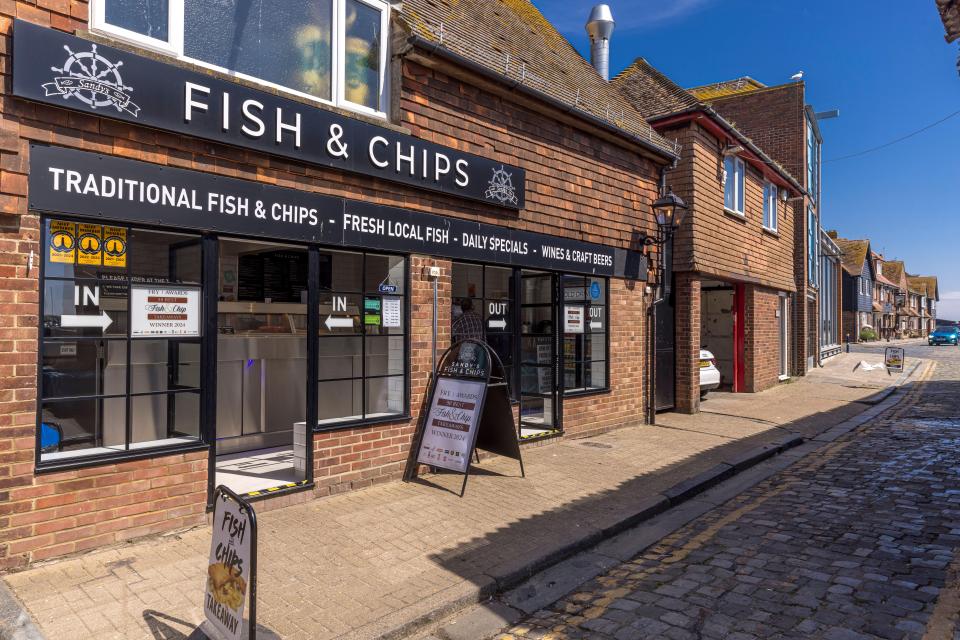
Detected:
[0,4,663,565]
[0,452,207,569]
[743,286,781,392]
[674,273,701,414]
[704,84,816,375]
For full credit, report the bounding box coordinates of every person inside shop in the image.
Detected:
[452,298,485,343]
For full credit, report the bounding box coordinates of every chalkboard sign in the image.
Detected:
[404,339,524,496]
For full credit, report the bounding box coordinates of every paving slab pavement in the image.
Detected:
[1,353,924,640]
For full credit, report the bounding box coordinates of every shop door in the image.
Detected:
[519,271,560,438]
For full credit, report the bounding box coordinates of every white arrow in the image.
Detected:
[488,319,507,330]
[61,313,113,331]
[325,316,354,330]
[590,321,603,330]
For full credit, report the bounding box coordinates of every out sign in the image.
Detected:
[589,306,603,331]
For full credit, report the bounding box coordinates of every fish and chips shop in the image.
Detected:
[0,0,677,568]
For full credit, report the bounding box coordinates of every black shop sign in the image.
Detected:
[29,145,648,279]
[11,20,525,210]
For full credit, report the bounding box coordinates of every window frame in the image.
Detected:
[313,249,409,430]
[560,274,610,397]
[36,217,207,472]
[762,181,778,232]
[723,155,746,216]
[90,0,391,118]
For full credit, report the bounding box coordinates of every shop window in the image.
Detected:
[451,263,516,397]
[39,220,202,465]
[763,181,778,232]
[92,0,390,116]
[723,156,745,215]
[561,275,608,394]
[317,250,406,426]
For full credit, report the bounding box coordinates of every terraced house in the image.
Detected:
[831,235,875,342]
[688,77,830,372]
[0,0,684,567]
[612,60,804,413]
[908,275,939,335]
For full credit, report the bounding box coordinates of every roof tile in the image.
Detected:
[399,0,678,156]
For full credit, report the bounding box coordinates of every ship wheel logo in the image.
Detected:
[484,166,519,206]
[43,44,140,117]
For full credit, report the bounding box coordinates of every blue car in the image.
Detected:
[929,327,960,346]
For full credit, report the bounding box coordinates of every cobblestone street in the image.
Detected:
[498,344,960,640]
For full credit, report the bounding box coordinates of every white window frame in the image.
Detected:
[724,156,745,215]
[90,0,390,118]
[762,181,778,231]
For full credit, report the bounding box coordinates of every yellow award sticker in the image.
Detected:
[48,220,76,264]
[102,226,127,268]
[77,224,103,266]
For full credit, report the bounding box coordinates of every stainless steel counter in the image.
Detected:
[216,334,307,455]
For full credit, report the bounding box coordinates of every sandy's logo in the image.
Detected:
[43,43,140,116]
[485,166,519,206]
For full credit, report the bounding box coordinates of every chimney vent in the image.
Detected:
[586,4,615,81]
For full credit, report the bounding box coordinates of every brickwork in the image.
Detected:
[674,273,701,414]
[0,5,664,564]
[705,84,817,376]
[655,116,795,411]
[743,285,782,392]
[0,451,207,570]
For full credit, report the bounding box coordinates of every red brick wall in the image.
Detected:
[674,273,701,414]
[0,4,663,564]
[743,286,781,392]
[0,452,206,569]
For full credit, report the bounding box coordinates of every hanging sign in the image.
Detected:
[564,305,585,334]
[204,487,257,640]
[12,20,524,210]
[131,286,201,337]
[884,346,905,373]
[405,340,524,496]
[29,145,647,279]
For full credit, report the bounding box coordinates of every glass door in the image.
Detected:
[519,271,560,438]
[779,295,789,378]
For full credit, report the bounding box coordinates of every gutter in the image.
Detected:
[405,34,679,165]
[650,106,807,197]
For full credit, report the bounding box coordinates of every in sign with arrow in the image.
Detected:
[325,295,354,331]
[63,285,113,332]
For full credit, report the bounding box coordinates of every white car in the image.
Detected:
[699,349,720,399]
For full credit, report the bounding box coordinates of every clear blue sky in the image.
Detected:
[534,0,960,319]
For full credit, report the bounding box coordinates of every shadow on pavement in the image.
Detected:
[426,376,925,602]
[143,610,282,640]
